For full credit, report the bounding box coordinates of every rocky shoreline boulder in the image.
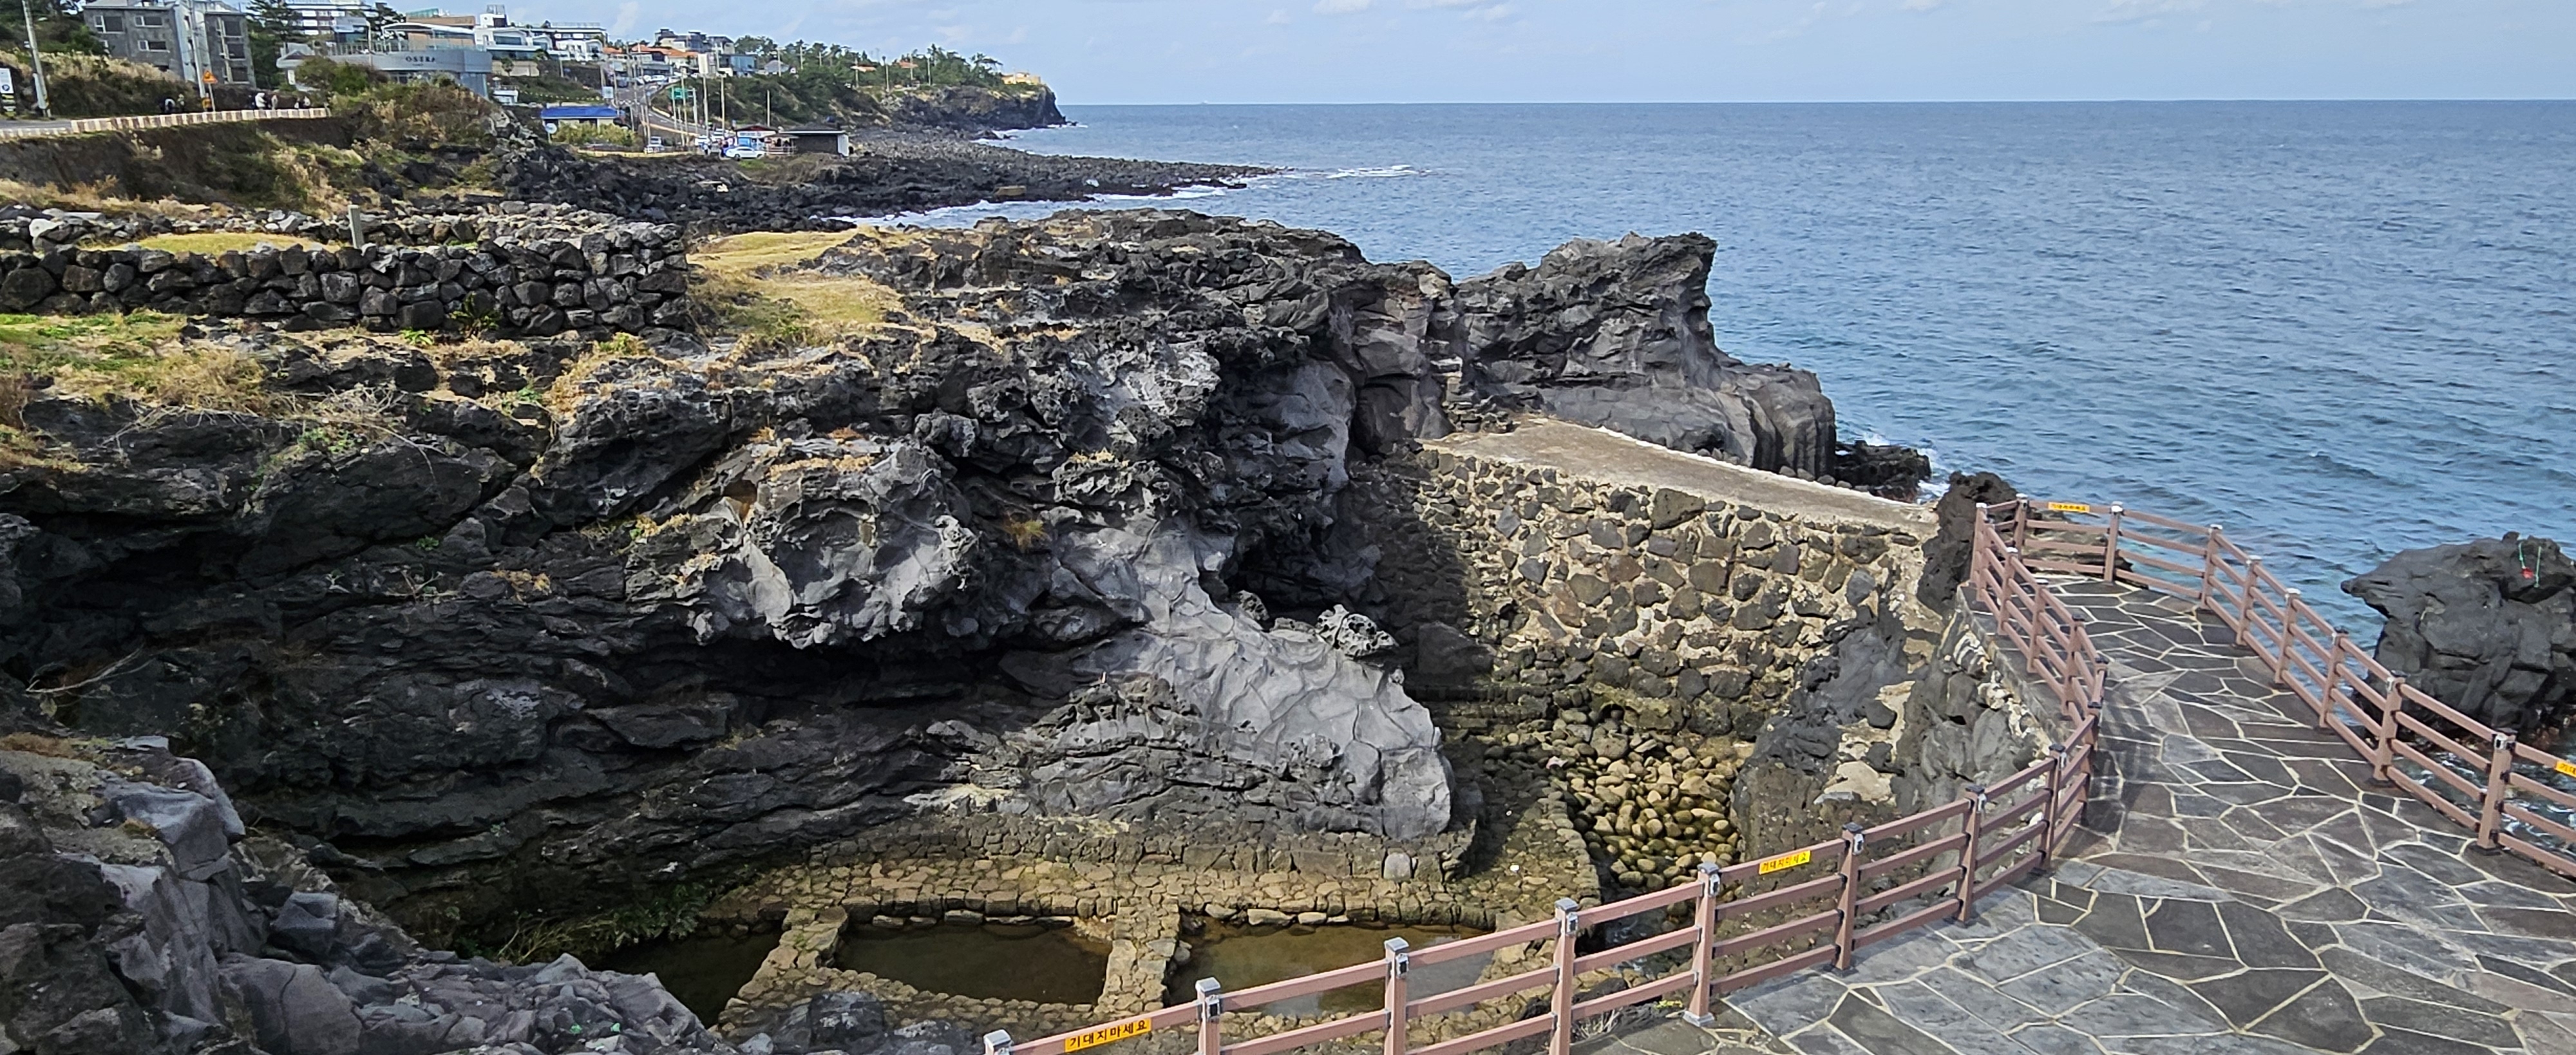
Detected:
[2345,533,2575,737]
[1452,233,1837,478]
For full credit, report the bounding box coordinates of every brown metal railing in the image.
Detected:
[980,511,2110,1055]
[1993,499,2576,881]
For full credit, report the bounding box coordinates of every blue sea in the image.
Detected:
[893,102,2576,627]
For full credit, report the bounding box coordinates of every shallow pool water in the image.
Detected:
[834,921,1112,1005]
[1167,923,1490,1016]
[599,931,780,1023]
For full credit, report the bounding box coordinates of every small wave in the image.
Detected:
[1316,164,1423,180]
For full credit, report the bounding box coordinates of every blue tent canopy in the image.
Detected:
[540,104,621,120]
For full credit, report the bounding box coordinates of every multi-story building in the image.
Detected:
[529,21,606,61]
[86,1,255,90]
[277,0,368,40]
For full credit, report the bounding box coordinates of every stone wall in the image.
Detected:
[0,206,686,338]
[702,792,1598,1048]
[1349,421,1935,737]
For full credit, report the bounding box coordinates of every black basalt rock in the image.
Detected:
[2345,533,2575,737]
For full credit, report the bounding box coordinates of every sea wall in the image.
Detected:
[0,206,685,337]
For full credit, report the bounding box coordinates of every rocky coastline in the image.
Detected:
[12,102,2564,1055]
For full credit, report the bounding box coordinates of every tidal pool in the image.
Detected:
[1166,922,1490,1016]
[833,921,1112,1005]
[600,931,781,1023]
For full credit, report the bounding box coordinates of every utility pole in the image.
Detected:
[19,0,50,118]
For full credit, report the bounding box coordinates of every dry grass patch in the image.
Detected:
[694,231,905,348]
[117,232,330,254]
[0,312,274,414]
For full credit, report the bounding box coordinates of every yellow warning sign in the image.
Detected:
[1756,848,1813,875]
[2046,502,2093,514]
[1065,1017,1152,1052]
[2554,759,2576,779]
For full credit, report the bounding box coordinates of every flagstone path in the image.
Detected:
[1609,580,2576,1055]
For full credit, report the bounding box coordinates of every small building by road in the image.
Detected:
[540,104,623,129]
[779,126,850,157]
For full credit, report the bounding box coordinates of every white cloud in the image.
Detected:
[1266,8,1293,24]
[1314,0,1372,14]
[609,1,638,36]
[1900,0,1942,10]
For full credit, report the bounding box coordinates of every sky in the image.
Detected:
[535,0,2576,104]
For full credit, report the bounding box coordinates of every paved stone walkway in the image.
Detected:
[1698,580,2576,1055]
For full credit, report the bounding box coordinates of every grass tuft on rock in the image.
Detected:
[0,312,279,414]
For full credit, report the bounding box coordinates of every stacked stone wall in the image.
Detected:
[0,205,685,337]
[1351,440,1931,736]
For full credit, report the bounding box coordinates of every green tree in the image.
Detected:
[2,0,102,55]
[246,0,303,88]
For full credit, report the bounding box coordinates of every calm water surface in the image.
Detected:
[888,102,2576,627]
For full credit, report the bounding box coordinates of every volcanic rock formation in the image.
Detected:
[2345,533,2576,737]
[0,209,1887,946]
[1450,233,1835,478]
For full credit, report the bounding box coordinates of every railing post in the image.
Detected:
[983,1030,1012,1055]
[2011,500,2030,553]
[2195,524,2223,611]
[1549,898,1580,1055]
[2101,504,2123,582]
[2371,675,2403,785]
[2038,745,2067,870]
[1833,823,1864,972]
[2271,589,2302,689]
[1383,937,1410,1055]
[2238,556,2266,654]
[1683,861,1720,1026]
[1955,784,1987,923]
[2477,732,2516,854]
[2322,631,2351,731]
[1196,978,1224,1055]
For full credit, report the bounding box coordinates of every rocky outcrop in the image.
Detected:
[495,129,1264,233]
[1,209,1911,949]
[880,86,1066,134]
[2344,533,2575,737]
[1917,471,2018,610]
[1452,233,1837,478]
[0,735,736,1055]
[1,213,1492,941]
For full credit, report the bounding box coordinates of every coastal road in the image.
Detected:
[616,81,717,145]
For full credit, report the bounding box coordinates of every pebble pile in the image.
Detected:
[1495,719,1752,893]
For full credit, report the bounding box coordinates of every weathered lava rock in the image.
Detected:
[0,736,735,1055]
[1917,471,2018,610]
[0,209,1889,938]
[1452,232,1839,477]
[2345,533,2575,736]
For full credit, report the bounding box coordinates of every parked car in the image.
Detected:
[646,136,665,152]
[721,142,764,160]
